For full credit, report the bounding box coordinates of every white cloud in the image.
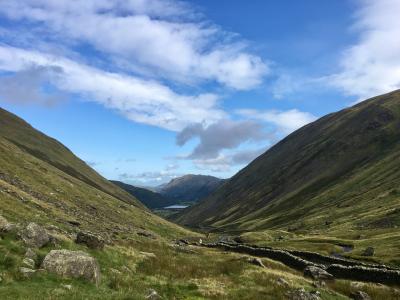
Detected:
[0,45,226,131]
[0,0,267,90]
[330,0,400,99]
[236,109,317,134]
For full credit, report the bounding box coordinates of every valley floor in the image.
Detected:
[1,223,400,300]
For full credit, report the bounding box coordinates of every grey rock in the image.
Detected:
[276,277,289,287]
[287,288,321,300]
[0,215,15,233]
[25,248,37,260]
[146,289,162,299]
[75,231,105,250]
[350,291,371,300]
[22,258,35,269]
[19,267,36,278]
[304,266,333,280]
[361,247,374,257]
[20,223,50,248]
[249,257,265,268]
[62,284,73,290]
[137,230,156,239]
[41,250,101,285]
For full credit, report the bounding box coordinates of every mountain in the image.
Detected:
[111,180,176,209]
[0,107,189,238]
[157,174,225,204]
[174,90,400,234]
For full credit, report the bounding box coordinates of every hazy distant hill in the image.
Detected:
[175,90,400,234]
[158,174,225,204]
[111,180,176,209]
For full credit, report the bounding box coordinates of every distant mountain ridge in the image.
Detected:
[113,175,225,209]
[174,90,400,234]
[111,180,176,209]
[157,174,225,204]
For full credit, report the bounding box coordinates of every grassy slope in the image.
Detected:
[0,108,144,208]
[111,180,176,209]
[0,108,398,299]
[0,108,367,300]
[174,90,400,263]
[0,107,192,238]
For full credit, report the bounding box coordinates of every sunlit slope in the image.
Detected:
[0,107,143,208]
[175,90,400,233]
[0,107,190,238]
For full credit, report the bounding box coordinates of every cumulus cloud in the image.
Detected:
[192,147,267,172]
[330,0,400,99]
[0,45,226,131]
[0,0,267,90]
[236,109,317,134]
[176,119,268,159]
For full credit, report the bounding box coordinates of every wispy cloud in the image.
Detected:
[0,0,267,90]
[0,45,226,131]
[330,0,400,100]
[236,109,317,134]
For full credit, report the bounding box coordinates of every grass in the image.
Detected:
[0,230,357,299]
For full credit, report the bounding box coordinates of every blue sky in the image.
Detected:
[0,0,399,186]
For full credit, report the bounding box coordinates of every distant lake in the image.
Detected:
[164,205,188,209]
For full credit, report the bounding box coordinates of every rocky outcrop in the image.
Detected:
[19,267,36,278]
[304,266,333,281]
[20,223,50,248]
[350,291,371,300]
[75,231,105,250]
[287,288,320,300]
[41,250,101,285]
[0,215,16,233]
[361,247,374,257]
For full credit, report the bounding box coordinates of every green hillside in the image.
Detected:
[174,90,400,262]
[0,108,398,299]
[0,107,191,238]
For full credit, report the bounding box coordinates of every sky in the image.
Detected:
[0,0,399,186]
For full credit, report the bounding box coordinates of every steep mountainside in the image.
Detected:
[111,180,176,209]
[0,107,189,239]
[174,90,400,234]
[158,174,224,203]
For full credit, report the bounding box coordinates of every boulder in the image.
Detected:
[249,257,265,268]
[276,277,290,287]
[19,267,36,278]
[137,230,156,239]
[350,291,371,300]
[75,231,105,250]
[361,247,374,257]
[146,289,162,300]
[25,248,37,260]
[0,215,15,233]
[304,266,333,281]
[41,250,101,285]
[22,258,35,269]
[20,223,50,248]
[287,288,320,300]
